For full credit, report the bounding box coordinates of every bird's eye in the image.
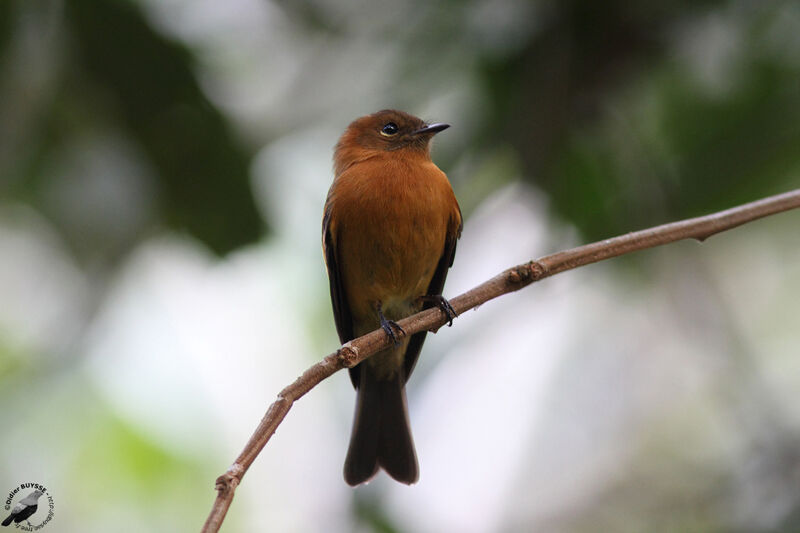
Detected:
[380,122,399,136]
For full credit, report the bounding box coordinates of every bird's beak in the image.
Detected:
[412,123,450,136]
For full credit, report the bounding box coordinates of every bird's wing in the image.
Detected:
[15,505,38,524]
[402,212,462,382]
[322,204,358,386]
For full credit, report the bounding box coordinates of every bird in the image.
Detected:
[2,490,43,527]
[322,109,462,486]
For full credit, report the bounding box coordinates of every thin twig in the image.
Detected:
[201,188,800,532]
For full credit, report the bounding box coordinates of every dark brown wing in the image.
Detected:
[323,207,354,343]
[402,217,461,382]
[323,205,364,388]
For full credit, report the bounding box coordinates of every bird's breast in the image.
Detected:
[330,157,454,326]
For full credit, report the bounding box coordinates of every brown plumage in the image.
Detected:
[322,110,462,485]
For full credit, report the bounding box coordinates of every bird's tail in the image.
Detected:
[344,365,418,486]
[2,514,14,527]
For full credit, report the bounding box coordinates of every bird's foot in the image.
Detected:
[376,303,405,346]
[419,295,458,327]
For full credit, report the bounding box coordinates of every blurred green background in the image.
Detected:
[1,0,799,531]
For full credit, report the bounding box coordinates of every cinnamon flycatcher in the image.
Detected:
[323,110,462,485]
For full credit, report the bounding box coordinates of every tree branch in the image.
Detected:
[201,188,800,532]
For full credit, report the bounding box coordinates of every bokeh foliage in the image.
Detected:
[480,0,799,240]
[1,0,263,262]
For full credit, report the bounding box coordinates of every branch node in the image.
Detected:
[337,344,359,368]
[215,465,243,497]
[509,261,541,284]
[529,261,546,279]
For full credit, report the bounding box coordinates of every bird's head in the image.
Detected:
[334,109,449,175]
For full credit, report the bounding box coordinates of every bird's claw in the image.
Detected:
[420,295,458,327]
[376,303,405,346]
[380,317,405,346]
